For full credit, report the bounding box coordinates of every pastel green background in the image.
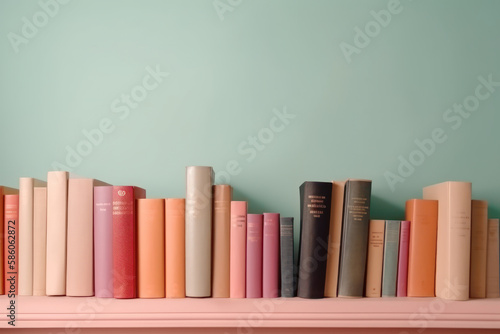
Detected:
[1,0,499,244]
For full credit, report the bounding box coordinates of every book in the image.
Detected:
[246,213,263,298]
[263,212,280,298]
[397,220,410,297]
[212,184,232,298]
[33,186,47,296]
[486,218,499,298]
[18,177,46,296]
[0,186,18,295]
[365,220,385,297]
[67,178,109,296]
[137,199,165,298]
[165,198,186,298]
[405,199,438,297]
[94,186,113,298]
[112,186,146,299]
[230,201,247,298]
[382,220,401,297]
[297,181,333,299]
[3,194,19,295]
[185,166,214,297]
[470,200,488,298]
[46,171,69,296]
[337,179,372,298]
[423,181,472,300]
[280,217,294,298]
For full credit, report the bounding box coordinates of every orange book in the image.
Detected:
[212,185,232,298]
[470,200,488,298]
[4,194,19,296]
[0,186,18,295]
[486,219,500,298]
[405,199,438,297]
[365,220,385,297]
[137,199,165,298]
[165,198,185,298]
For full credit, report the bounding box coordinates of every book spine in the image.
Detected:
[185,166,213,297]
[33,187,47,296]
[382,220,401,297]
[280,217,294,298]
[297,181,333,299]
[18,177,34,295]
[137,199,165,298]
[337,180,372,298]
[246,214,263,298]
[470,200,488,298]
[4,195,19,296]
[397,220,410,297]
[0,187,4,295]
[165,198,185,298]
[365,220,385,297]
[94,186,113,298]
[263,212,280,298]
[230,201,247,298]
[46,171,68,296]
[212,185,232,298]
[486,218,500,298]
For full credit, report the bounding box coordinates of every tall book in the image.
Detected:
[33,186,47,296]
[397,220,410,297]
[297,181,333,299]
[337,179,372,298]
[4,194,19,295]
[165,198,185,298]
[263,212,280,298]
[486,218,500,298]
[246,213,263,298]
[382,220,401,297]
[137,199,165,298]
[112,186,146,299]
[423,181,472,300]
[365,220,385,297]
[0,186,18,295]
[280,217,294,298]
[94,186,113,298]
[67,178,109,296]
[324,181,346,297]
[18,177,46,296]
[46,171,69,296]
[405,199,438,297]
[470,200,488,298]
[230,201,247,298]
[185,166,214,297]
[212,184,232,298]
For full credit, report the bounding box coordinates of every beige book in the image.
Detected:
[18,177,46,295]
[423,181,471,301]
[212,185,232,298]
[469,200,488,298]
[365,220,385,297]
[33,187,47,296]
[486,219,500,298]
[324,180,346,297]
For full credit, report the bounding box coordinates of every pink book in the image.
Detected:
[397,220,411,297]
[230,201,247,298]
[94,186,113,298]
[246,214,263,298]
[263,213,280,298]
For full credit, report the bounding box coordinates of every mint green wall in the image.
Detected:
[1,0,500,237]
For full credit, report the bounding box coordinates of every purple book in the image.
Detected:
[263,213,280,298]
[94,186,113,297]
[246,214,263,298]
[397,220,411,297]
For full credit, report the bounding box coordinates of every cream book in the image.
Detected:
[33,186,47,296]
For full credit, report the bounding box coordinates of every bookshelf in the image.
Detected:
[2,296,500,333]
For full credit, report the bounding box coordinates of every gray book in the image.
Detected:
[280,217,294,297]
[382,220,401,297]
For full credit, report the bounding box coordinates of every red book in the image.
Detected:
[397,220,410,297]
[112,186,146,299]
[263,213,280,298]
[4,195,19,296]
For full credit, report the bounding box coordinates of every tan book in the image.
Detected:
[212,185,232,298]
[33,187,47,296]
[324,180,346,297]
[423,181,471,301]
[470,200,488,298]
[486,219,499,298]
[365,220,385,297]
